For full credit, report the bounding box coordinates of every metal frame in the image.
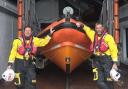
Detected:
[119,4,128,65]
[120,27,128,64]
[0,0,17,14]
[23,0,40,35]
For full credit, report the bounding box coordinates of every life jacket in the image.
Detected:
[17,36,37,56]
[90,31,109,53]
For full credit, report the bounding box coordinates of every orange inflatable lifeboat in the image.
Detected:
[37,18,92,73]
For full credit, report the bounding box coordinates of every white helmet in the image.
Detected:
[110,69,121,82]
[2,69,15,82]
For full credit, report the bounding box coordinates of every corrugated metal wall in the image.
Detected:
[0,8,17,79]
[36,0,59,23]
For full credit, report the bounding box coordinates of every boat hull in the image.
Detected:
[38,28,92,72]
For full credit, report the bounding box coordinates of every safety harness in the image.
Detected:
[90,31,109,54]
[17,36,37,59]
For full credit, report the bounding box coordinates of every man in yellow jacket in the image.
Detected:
[7,26,54,89]
[76,22,118,89]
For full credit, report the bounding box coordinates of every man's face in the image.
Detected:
[95,24,104,34]
[24,27,32,37]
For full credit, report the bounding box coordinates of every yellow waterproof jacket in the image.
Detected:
[8,35,51,63]
[83,25,118,62]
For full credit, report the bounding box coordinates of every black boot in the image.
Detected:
[97,81,112,89]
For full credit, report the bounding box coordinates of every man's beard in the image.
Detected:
[25,36,31,40]
[24,34,32,40]
[96,31,102,36]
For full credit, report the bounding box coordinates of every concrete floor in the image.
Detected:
[0,62,128,89]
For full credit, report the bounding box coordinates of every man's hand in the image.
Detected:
[112,63,118,70]
[76,22,84,28]
[7,62,13,69]
[7,65,12,69]
[50,27,55,36]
